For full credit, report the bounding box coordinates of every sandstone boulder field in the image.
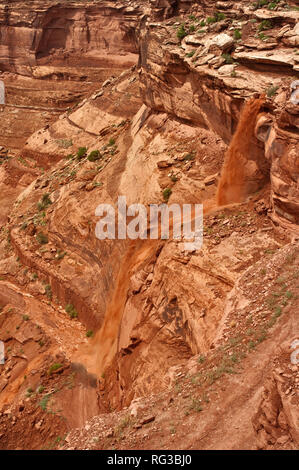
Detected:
[0,0,298,451]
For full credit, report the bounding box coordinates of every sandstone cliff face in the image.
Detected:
[0,0,298,451]
[0,1,143,76]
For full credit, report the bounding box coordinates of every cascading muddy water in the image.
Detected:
[75,239,159,378]
[216,96,266,206]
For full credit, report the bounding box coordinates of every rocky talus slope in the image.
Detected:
[0,0,298,450]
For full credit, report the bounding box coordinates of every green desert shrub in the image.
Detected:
[37,193,52,211]
[177,24,187,39]
[87,150,101,162]
[65,303,78,319]
[77,147,87,159]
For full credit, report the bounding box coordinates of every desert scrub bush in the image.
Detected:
[55,139,73,149]
[177,24,187,39]
[198,354,206,364]
[215,12,225,21]
[65,303,78,319]
[258,20,272,31]
[222,53,234,64]
[45,284,52,300]
[186,50,195,57]
[77,147,87,159]
[37,193,52,211]
[36,232,48,245]
[87,150,101,162]
[22,315,29,321]
[189,398,203,413]
[258,32,270,41]
[252,0,269,8]
[163,188,172,202]
[56,249,66,260]
[206,12,225,24]
[39,394,51,411]
[206,16,217,24]
[93,182,103,188]
[234,29,242,40]
[266,85,279,97]
[184,152,195,161]
[86,330,93,338]
[18,156,29,167]
[115,416,131,437]
[48,363,63,375]
[107,138,115,147]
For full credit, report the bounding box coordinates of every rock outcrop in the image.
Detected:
[0,0,298,451]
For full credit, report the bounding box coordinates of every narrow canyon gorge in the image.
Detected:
[0,0,298,451]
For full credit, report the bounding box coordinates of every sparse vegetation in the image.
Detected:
[206,12,225,24]
[77,147,88,159]
[258,32,270,41]
[56,249,67,260]
[107,138,115,147]
[177,24,187,40]
[115,416,131,438]
[266,85,279,97]
[65,303,78,319]
[87,150,101,162]
[258,20,272,32]
[198,355,206,364]
[37,193,52,211]
[55,139,73,149]
[48,363,63,375]
[39,393,51,411]
[222,53,234,64]
[189,398,203,413]
[45,284,52,300]
[184,152,195,161]
[234,29,242,40]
